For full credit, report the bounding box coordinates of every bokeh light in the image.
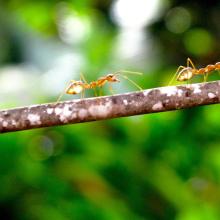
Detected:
[184,28,214,56]
[56,3,91,44]
[110,0,167,65]
[111,0,164,29]
[28,135,55,160]
[165,7,191,34]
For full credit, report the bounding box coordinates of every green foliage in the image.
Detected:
[0,0,220,219]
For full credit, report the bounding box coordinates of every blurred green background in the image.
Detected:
[0,0,220,219]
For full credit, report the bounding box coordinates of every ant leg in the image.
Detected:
[203,73,209,82]
[80,73,87,99]
[109,83,114,95]
[99,87,103,96]
[187,58,197,83]
[217,70,220,78]
[186,78,191,85]
[56,81,72,102]
[80,73,88,84]
[168,66,185,85]
[187,58,196,69]
[93,88,98,96]
[98,79,109,96]
[81,88,85,99]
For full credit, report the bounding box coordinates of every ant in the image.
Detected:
[169,58,220,85]
[57,70,143,102]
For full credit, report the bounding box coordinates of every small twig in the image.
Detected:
[0,80,220,133]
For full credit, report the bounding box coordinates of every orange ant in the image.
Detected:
[57,70,143,102]
[169,58,220,85]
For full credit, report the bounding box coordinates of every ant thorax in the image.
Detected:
[177,67,195,81]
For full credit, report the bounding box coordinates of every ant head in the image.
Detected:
[106,74,120,82]
[66,80,84,94]
[177,67,194,81]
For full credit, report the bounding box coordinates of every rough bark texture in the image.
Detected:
[0,80,220,133]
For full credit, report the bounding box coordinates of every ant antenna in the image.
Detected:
[120,74,143,90]
[114,70,143,76]
[80,73,88,98]
[80,73,88,83]
[114,70,143,90]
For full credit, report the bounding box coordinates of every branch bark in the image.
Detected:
[0,80,220,133]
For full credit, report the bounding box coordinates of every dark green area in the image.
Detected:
[0,0,220,219]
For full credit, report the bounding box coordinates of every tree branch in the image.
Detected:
[0,80,220,133]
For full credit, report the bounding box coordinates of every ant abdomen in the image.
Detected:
[206,65,215,71]
[215,62,220,70]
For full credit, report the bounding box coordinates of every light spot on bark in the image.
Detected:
[123,99,128,105]
[192,84,202,94]
[152,101,163,110]
[208,92,216,99]
[160,86,184,97]
[177,89,183,97]
[3,112,9,116]
[27,114,41,125]
[55,106,72,122]
[143,90,149,96]
[78,109,87,119]
[2,121,8,127]
[88,102,112,117]
[47,108,54,114]
[55,108,62,115]
[11,120,17,126]
[59,105,72,122]
[160,86,179,96]
[62,105,72,117]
